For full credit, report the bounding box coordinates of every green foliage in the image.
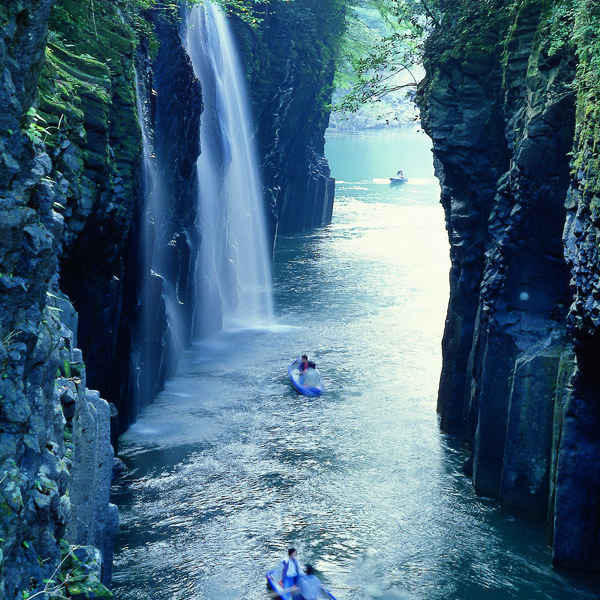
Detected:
[334,0,440,114]
[22,542,112,600]
[235,0,347,119]
[131,0,286,28]
[571,0,600,206]
[546,0,576,56]
[218,0,280,26]
[23,107,51,145]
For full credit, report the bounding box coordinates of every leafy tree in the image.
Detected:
[334,0,442,113]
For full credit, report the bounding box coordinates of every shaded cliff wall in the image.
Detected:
[418,0,600,573]
[0,0,118,596]
[127,7,202,426]
[555,1,600,572]
[231,0,346,237]
[38,0,146,439]
[37,0,202,431]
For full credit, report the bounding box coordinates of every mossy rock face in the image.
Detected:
[40,0,142,249]
[37,0,145,421]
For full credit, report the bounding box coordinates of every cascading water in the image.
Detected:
[135,73,185,407]
[184,1,274,333]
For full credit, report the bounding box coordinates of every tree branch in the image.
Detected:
[419,0,441,27]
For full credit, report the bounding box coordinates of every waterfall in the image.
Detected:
[135,73,185,407]
[184,1,274,333]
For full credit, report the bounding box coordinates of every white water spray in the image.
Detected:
[184,2,274,333]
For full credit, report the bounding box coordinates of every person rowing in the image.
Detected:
[279,548,303,593]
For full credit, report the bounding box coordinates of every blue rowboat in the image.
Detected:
[266,570,337,600]
[288,357,325,397]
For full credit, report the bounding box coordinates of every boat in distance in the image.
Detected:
[389,169,407,185]
[288,357,325,397]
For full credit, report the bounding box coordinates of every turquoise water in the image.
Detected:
[111,129,600,600]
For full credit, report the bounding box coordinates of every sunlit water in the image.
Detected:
[111,129,600,600]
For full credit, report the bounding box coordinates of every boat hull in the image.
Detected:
[266,570,337,600]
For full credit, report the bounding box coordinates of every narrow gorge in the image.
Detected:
[1,0,600,598]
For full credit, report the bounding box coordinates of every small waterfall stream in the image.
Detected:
[135,74,186,408]
[184,2,274,334]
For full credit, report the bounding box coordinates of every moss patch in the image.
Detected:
[571,0,600,213]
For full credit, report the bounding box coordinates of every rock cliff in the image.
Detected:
[127,7,202,424]
[0,0,117,596]
[418,0,600,573]
[231,0,346,236]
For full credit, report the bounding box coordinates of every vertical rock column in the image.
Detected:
[553,1,600,572]
[1,1,66,593]
[417,0,586,546]
[470,2,575,505]
[417,3,511,440]
[127,6,203,423]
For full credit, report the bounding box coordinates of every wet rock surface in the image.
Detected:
[418,0,600,573]
[1,0,125,595]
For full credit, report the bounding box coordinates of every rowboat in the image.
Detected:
[266,570,337,600]
[288,357,325,397]
[390,170,407,185]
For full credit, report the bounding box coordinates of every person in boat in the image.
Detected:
[300,358,319,388]
[299,355,309,373]
[279,547,303,592]
[396,169,405,178]
[299,355,310,385]
[296,564,328,600]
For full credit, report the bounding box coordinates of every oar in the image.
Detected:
[329,585,362,590]
[266,584,296,598]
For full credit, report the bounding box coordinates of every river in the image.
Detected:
[111,129,600,600]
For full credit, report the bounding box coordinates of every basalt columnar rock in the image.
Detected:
[418,0,600,574]
[1,0,119,595]
[231,0,345,237]
[127,6,202,424]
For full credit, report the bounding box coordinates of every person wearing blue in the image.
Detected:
[297,565,328,600]
[279,547,303,592]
